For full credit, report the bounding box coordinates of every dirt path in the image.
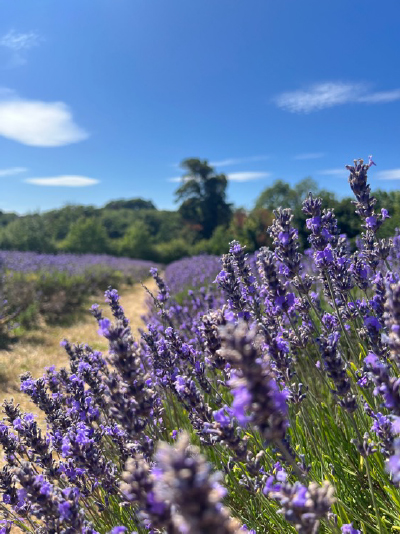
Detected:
[0,278,156,413]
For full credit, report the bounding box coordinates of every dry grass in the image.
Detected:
[0,278,156,414]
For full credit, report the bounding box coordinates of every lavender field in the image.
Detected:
[2,159,400,533]
[0,252,157,338]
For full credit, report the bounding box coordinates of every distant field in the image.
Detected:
[0,250,157,344]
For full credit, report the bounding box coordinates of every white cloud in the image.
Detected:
[274,82,400,113]
[318,169,346,176]
[24,175,99,187]
[0,166,27,177]
[168,176,185,183]
[0,30,40,51]
[228,171,271,182]
[0,93,89,146]
[294,152,325,160]
[376,169,400,180]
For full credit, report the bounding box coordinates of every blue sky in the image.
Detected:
[1,0,400,214]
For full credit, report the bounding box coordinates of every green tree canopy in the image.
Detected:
[0,215,56,253]
[104,198,156,211]
[175,158,232,239]
[61,217,110,254]
[256,178,319,212]
[118,221,155,260]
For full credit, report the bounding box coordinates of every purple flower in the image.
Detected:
[241,526,256,534]
[230,242,242,254]
[341,524,361,534]
[366,216,377,229]
[315,245,334,266]
[61,437,72,457]
[213,407,233,427]
[174,376,187,394]
[231,385,252,426]
[292,484,308,507]
[386,439,400,483]
[38,480,53,497]
[364,316,381,331]
[364,352,380,367]
[20,377,36,393]
[306,216,321,232]
[58,500,72,520]
[98,317,111,337]
[12,418,23,431]
[278,231,290,245]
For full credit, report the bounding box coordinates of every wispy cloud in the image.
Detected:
[25,176,99,187]
[294,152,325,160]
[0,91,89,146]
[376,169,400,180]
[228,172,270,182]
[210,156,269,167]
[318,168,347,176]
[0,30,41,66]
[0,30,40,51]
[274,82,400,113]
[170,156,270,168]
[168,171,271,183]
[0,166,27,177]
[357,90,400,104]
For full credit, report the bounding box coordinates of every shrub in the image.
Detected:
[154,238,192,263]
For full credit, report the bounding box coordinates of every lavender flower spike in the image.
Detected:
[154,432,243,534]
[384,280,400,363]
[219,321,289,443]
[265,477,335,534]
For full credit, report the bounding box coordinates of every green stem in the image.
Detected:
[275,438,306,482]
[349,413,385,534]
[326,277,358,364]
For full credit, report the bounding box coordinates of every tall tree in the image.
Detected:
[175,158,232,239]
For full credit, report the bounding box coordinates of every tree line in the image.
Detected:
[0,158,398,263]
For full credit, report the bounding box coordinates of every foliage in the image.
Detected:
[153,238,192,264]
[118,221,156,260]
[0,215,56,253]
[104,198,156,211]
[60,217,111,254]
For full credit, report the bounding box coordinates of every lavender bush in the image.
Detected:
[2,158,400,533]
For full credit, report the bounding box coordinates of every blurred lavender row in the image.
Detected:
[0,251,156,278]
[164,254,221,296]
